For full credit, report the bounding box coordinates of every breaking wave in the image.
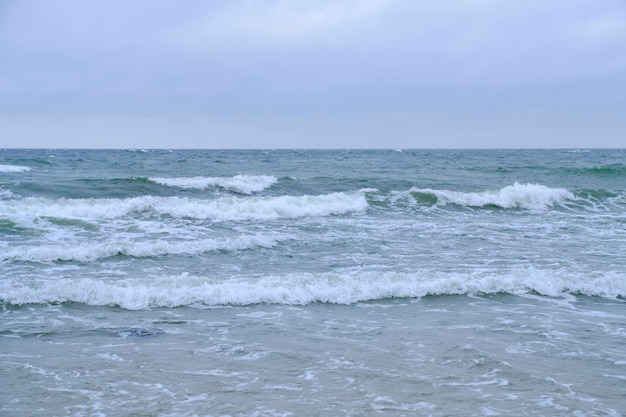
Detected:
[2,268,623,310]
[0,191,368,221]
[148,175,277,194]
[0,164,31,173]
[2,234,284,262]
[405,183,574,210]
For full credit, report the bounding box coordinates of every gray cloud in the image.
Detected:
[1,0,625,148]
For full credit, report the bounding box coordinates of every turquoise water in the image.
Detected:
[1,149,625,416]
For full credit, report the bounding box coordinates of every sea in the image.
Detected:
[1,148,625,417]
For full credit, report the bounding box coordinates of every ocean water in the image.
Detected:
[1,148,625,417]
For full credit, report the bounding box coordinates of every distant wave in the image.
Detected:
[0,191,368,221]
[148,175,277,194]
[403,183,574,210]
[2,234,285,262]
[0,164,31,173]
[566,164,626,177]
[2,267,623,309]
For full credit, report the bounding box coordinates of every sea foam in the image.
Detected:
[408,183,574,209]
[148,175,277,194]
[0,164,31,173]
[2,268,623,309]
[0,191,368,221]
[2,234,284,262]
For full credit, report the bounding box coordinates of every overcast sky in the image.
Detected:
[1,0,625,148]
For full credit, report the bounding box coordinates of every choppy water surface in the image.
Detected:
[1,149,625,416]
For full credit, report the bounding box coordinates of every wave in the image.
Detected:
[148,175,277,194]
[0,189,18,200]
[2,268,623,309]
[2,234,284,262]
[0,164,31,173]
[0,191,368,221]
[566,164,626,177]
[403,183,574,210]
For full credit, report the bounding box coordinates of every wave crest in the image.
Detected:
[0,191,368,221]
[2,234,284,262]
[408,183,574,210]
[148,175,277,194]
[2,268,623,309]
[0,164,31,173]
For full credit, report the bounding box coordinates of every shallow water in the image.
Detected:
[2,295,625,416]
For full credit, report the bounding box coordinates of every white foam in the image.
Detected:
[0,191,368,221]
[149,175,277,194]
[409,183,574,210]
[0,164,31,173]
[95,353,125,362]
[2,267,624,310]
[2,234,284,262]
[0,189,17,200]
[156,192,368,221]
[444,379,508,386]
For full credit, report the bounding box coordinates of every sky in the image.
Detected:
[0,0,625,149]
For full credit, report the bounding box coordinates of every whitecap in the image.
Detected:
[2,234,285,262]
[0,191,368,221]
[2,267,624,309]
[408,183,574,210]
[0,164,31,173]
[149,175,277,194]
